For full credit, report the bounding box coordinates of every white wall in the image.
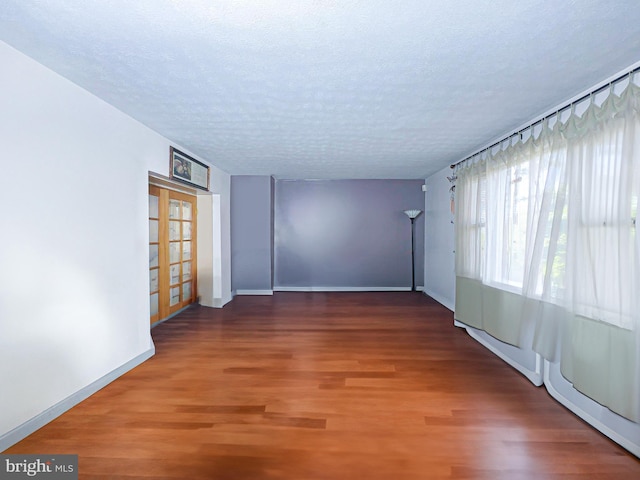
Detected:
[211,171,232,307]
[197,189,232,308]
[0,41,231,449]
[423,167,455,310]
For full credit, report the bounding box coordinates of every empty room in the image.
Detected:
[1,1,640,478]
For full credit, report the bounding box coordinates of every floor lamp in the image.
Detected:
[403,209,422,291]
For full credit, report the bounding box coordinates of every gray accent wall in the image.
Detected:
[231,176,273,292]
[274,179,424,289]
[423,166,455,310]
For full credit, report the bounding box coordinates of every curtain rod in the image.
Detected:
[450,64,640,170]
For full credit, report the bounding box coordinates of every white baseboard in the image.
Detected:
[464,327,544,386]
[206,297,229,308]
[422,289,455,311]
[273,286,415,292]
[235,289,274,295]
[543,359,640,458]
[0,347,155,452]
[200,298,227,308]
[459,323,639,458]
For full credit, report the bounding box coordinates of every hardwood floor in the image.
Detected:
[6,292,640,479]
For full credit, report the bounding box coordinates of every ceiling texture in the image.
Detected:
[1,1,640,179]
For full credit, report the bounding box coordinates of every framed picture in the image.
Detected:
[169,147,210,191]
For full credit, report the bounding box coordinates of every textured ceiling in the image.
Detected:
[1,1,640,179]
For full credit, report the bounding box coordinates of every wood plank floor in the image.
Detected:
[6,292,640,479]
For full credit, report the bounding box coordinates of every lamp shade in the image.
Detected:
[403,209,422,219]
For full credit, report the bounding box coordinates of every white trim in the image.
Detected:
[235,289,274,296]
[458,322,640,457]
[422,289,455,311]
[464,327,544,386]
[543,360,640,458]
[274,286,414,292]
[149,172,204,196]
[0,347,155,451]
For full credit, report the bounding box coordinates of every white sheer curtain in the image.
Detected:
[455,77,640,422]
[565,86,640,329]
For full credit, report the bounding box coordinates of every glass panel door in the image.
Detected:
[149,188,161,324]
[149,185,197,324]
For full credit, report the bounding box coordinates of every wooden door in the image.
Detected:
[149,185,197,324]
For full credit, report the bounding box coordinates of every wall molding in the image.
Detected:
[422,289,455,311]
[464,326,544,386]
[149,172,205,196]
[0,347,155,452]
[274,286,415,292]
[543,359,640,458]
[235,289,274,296]
[459,325,640,458]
